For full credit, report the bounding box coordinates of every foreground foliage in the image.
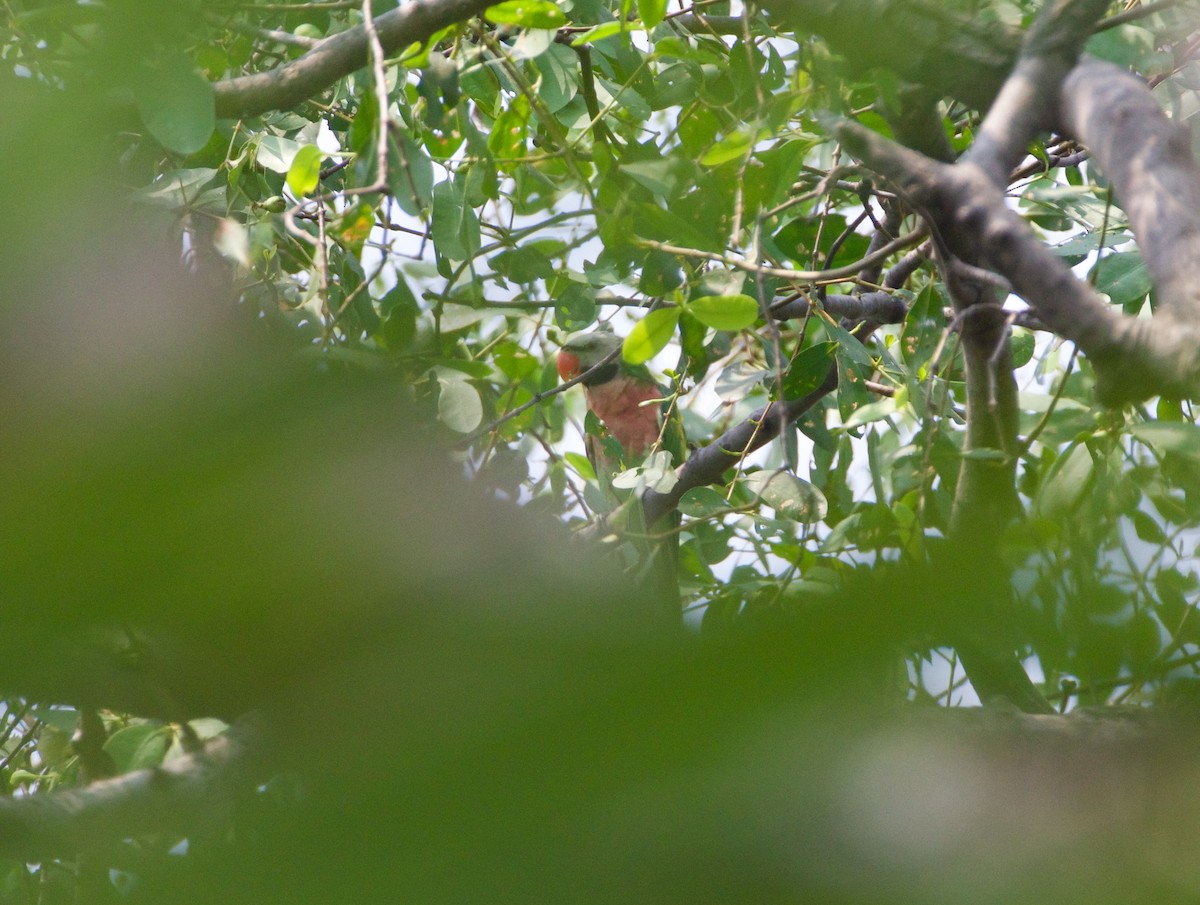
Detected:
[2,0,1200,901]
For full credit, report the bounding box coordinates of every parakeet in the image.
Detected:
[555,329,685,466]
[556,328,686,617]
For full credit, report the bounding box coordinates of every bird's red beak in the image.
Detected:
[557,350,581,382]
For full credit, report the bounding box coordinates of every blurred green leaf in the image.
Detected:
[624,308,680,364]
[687,294,759,331]
[135,54,215,154]
[485,0,568,28]
[286,145,324,197]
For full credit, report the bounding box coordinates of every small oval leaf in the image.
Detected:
[623,308,680,364]
[485,0,567,28]
[437,378,483,433]
[743,470,828,523]
[699,130,755,167]
[286,145,324,197]
[687,294,759,331]
[679,487,732,517]
[638,0,667,27]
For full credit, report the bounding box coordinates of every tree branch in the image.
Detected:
[0,729,254,862]
[643,366,838,526]
[213,0,496,118]
[967,0,1113,183]
[1061,58,1200,323]
[833,119,1200,406]
[772,291,908,324]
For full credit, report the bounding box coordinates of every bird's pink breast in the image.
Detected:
[585,378,662,458]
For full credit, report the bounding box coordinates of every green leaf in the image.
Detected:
[436,375,483,433]
[619,159,680,199]
[488,94,532,165]
[1010,328,1035,368]
[390,134,435,215]
[104,724,172,773]
[571,21,625,45]
[678,487,732,517]
[565,452,596,480]
[743,470,828,523]
[136,168,218,209]
[1130,509,1167,544]
[623,308,680,364]
[491,245,555,283]
[286,145,324,197]
[1036,441,1093,517]
[1085,24,1156,69]
[699,129,755,167]
[534,44,578,111]
[715,362,768,402]
[1129,422,1200,460]
[687,294,759,331]
[135,54,215,154]
[840,396,897,430]
[783,342,836,398]
[431,179,481,261]
[257,135,304,173]
[821,315,874,368]
[485,0,567,29]
[1091,250,1153,312]
[638,0,667,28]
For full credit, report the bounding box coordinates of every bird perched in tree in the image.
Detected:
[556,328,685,469]
[556,328,686,617]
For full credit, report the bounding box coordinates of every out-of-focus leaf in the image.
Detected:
[743,470,828,523]
[104,724,172,774]
[624,308,680,364]
[436,373,484,433]
[638,0,667,27]
[485,0,567,29]
[1091,251,1152,312]
[700,129,755,166]
[687,294,759,331]
[286,145,323,197]
[136,54,215,154]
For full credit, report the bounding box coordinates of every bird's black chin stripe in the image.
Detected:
[582,362,619,386]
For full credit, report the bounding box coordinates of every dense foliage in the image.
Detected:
[4,0,1200,900]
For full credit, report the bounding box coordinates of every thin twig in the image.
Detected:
[457,344,622,447]
[634,224,927,283]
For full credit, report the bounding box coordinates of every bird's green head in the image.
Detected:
[556,329,622,382]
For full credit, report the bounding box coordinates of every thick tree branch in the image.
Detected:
[968,0,1113,183]
[213,0,495,118]
[827,1,1111,715]
[1061,58,1200,323]
[834,120,1200,406]
[772,291,907,323]
[0,730,253,862]
[643,366,839,526]
[942,0,1111,532]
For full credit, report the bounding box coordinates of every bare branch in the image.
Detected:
[968,0,1113,183]
[634,225,927,284]
[772,291,908,324]
[642,366,838,526]
[1061,58,1200,323]
[213,0,495,118]
[0,730,254,862]
[834,119,1200,405]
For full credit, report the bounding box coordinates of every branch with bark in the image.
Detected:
[213,0,496,118]
[0,731,253,863]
